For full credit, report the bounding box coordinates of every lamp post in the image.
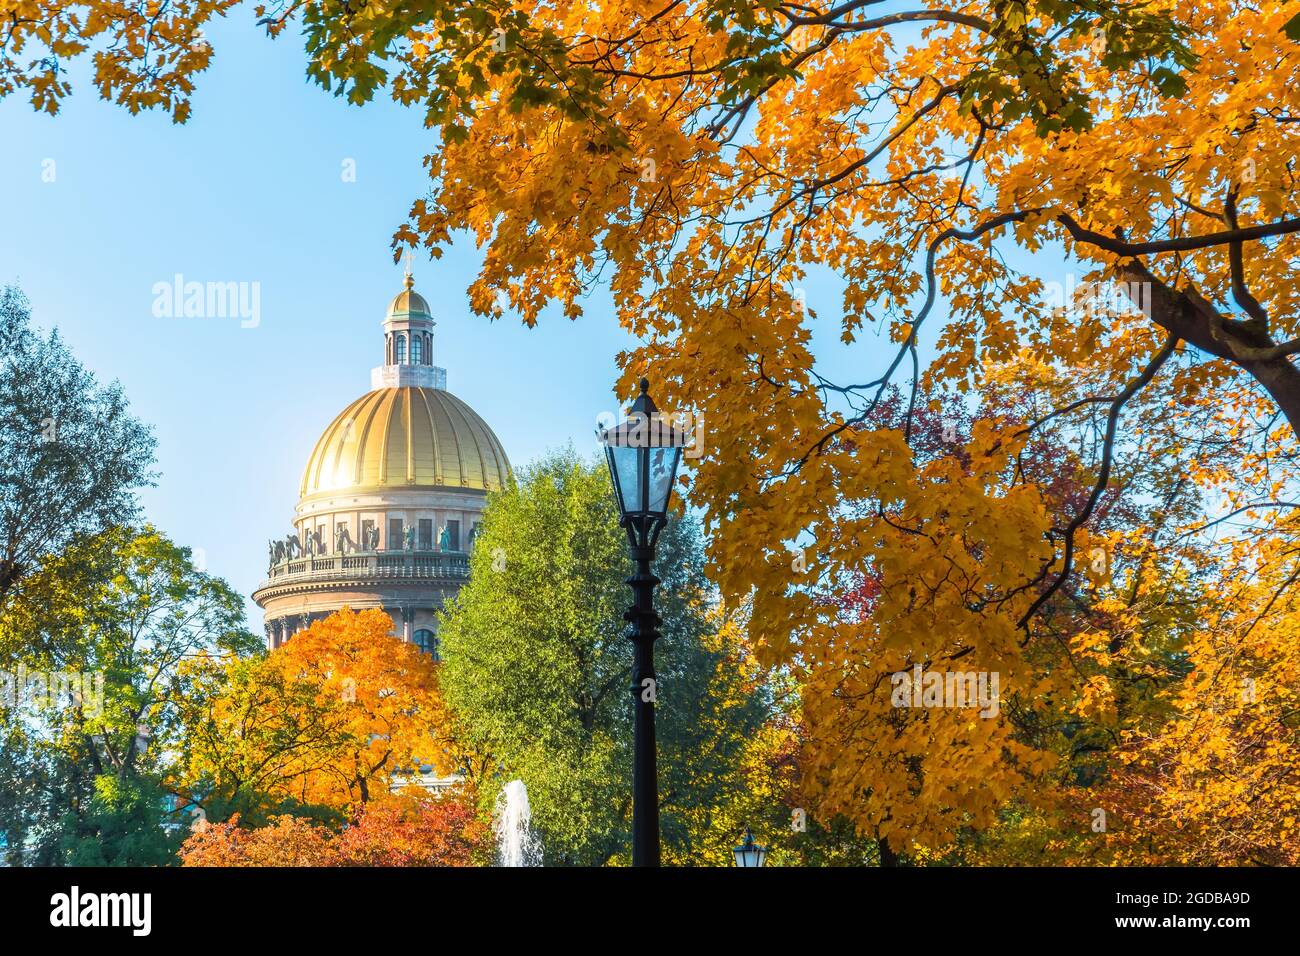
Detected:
[599,378,688,867]
[733,828,769,868]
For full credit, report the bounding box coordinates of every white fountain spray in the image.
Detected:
[494,779,542,867]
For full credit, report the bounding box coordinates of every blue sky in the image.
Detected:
[0,15,955,627]
[0,18,640,625]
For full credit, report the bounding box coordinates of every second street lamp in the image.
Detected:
[599,378,689,867]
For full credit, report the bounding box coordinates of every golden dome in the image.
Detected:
[388,289,432,316]
[299,387,511,499]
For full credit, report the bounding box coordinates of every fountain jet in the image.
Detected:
[494,779,542,866]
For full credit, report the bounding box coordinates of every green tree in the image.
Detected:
[0,525,258,864]
[437,448,768,865]
[0,285,155,597]
[60,775,184,867]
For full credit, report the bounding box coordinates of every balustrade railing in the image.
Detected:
[259,549,471,587]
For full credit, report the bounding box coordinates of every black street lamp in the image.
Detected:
[599,378,689,867]
[732,828,769,868]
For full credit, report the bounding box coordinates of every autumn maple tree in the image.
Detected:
[179,792,488,867]
[177,608,455,820]
[0,0,237,121]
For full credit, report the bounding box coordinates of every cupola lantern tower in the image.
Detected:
[373,260,447,391]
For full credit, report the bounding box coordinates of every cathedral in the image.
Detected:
[252,271,511,654]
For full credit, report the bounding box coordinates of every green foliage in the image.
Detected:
[437,448,768,865]
[291,0,616,140]
[0,720,67,865]
[0,526,259,864]
[961,0,1195,135]
[60,775,184,867]
[0,284,155,598]
[0,290,251,864]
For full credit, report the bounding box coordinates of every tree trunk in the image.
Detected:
[878,836,900,866]
[0,559,22,600]
[1120,259,1300,436]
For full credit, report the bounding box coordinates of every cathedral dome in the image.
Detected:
[257,272,510,657]
[299,386,510,500]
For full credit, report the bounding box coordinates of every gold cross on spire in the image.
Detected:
[403,249,414,290]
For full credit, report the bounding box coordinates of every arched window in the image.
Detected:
[411,334,423,365]
[413,628,439,659]
[395,334,407,363]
